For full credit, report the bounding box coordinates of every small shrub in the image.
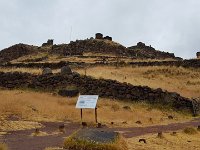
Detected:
[183,127,197,135]
[123,106,131,111]
[64,135,128,150]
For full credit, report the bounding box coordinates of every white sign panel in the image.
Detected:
[76,95,99,109]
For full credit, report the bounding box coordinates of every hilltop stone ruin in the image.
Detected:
[42,39,54,47]
[197,52,200,59]
[95,33,112,41]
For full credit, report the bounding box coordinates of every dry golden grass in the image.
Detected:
[64,133,128,150]
[0,143,8,150]
[75,66,200,98]
[0,67,42,75]
[0,65,199,98]
[0,90,191,131]
[127,130,200,150]
[0,120,42,131]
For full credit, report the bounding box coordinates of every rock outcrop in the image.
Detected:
[127,42,177,59]
[51,39,126,56]
[0,37,180,63]
[0,44,37,63]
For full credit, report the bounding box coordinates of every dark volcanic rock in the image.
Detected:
[74,128,119,144]
[0,71,198,115]
[58,89,79,97]
[0,44,37,63]
[60,66,72,75]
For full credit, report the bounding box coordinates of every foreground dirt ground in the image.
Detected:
[127,131,200,150]
[0,90,200,150]
[0,89,192,129]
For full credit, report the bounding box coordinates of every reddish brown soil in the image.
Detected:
[0,118,200,150]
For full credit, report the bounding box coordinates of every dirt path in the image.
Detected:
[112,118,200,138]
[0,122,80,150]
[1,118,200,150]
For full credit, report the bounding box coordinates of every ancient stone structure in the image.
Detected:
[42,67,52,75]
[95,33,103,39]
[137,42,146,48]
[2,59,200,69]
[197,52,200,59]
[104,36,112,41]
[42,39,54,47]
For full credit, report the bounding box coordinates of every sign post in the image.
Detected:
[76,95,99,124]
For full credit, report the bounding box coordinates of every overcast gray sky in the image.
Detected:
[0,0,200,59]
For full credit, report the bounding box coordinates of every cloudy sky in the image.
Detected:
[0,0,200,59]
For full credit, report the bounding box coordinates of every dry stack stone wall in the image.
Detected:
[0,71,199,115]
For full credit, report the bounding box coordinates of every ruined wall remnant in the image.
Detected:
[104,36,112,41]
[42,39,54,47]
[95,33,103,39]
[137,42,146,48]
[95,33,112,41]
[197,52,200,59]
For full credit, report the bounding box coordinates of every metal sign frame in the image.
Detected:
[76,95,99,123]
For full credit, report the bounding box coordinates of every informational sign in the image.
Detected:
[76,95,99,109]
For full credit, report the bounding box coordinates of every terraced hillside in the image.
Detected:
[0,34,180,64]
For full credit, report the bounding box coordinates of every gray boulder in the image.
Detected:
[61,66,72,75]
[42,67,52,75]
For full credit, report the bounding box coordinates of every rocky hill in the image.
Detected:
[0,44,38,63]
[51,39,127,56]
[0,34,180,63]
[127,42,178,59]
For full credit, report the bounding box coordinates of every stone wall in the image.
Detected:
[0,61,84,69]
[42,39,54,47]
[1,59,200,69]
[0,71,199,115]
[129,59,200,68]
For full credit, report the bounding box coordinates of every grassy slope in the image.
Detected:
[75,66,200,98]
[0,90,191,130]
[0,65,199,98]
